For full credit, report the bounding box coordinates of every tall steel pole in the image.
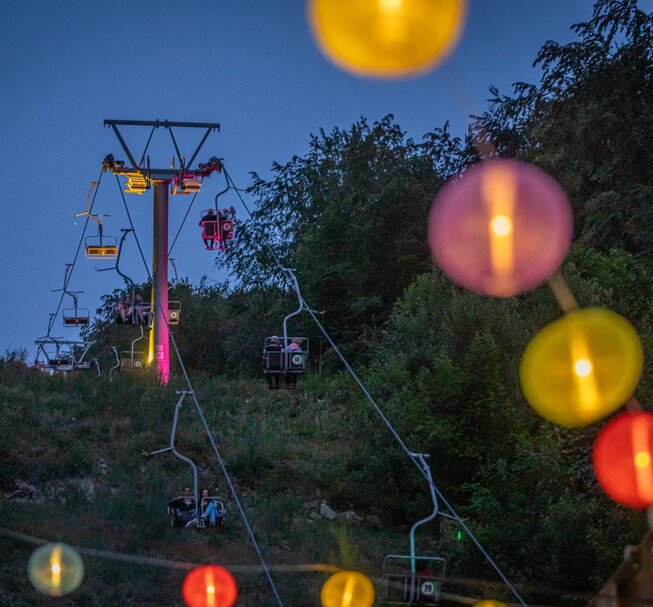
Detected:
[152,181,170,383]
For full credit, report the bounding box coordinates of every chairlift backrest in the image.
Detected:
[168,301,181,325]
[263,336,309,373]
[63,308,90,327]
[120,351,145,370]
[382,555,446,606]
[85,235,118,259]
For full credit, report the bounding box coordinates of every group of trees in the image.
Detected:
[79,0,653,591]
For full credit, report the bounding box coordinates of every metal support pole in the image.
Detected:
[153,181,170,383]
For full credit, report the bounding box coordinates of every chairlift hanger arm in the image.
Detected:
[104,119,220,177]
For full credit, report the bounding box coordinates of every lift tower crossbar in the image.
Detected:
[103,118,222,383]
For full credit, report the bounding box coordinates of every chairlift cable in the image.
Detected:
[114,175,151,281]
[36,168,105,360]
[221,163,529,607]
[168,189,200,257]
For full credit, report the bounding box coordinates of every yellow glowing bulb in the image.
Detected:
[380,0,402,9]
[207,585,215,594]
[635,451,651,468]
[309,0,467,78]
[491,214,512,237]
[574,358,592,377]
[52,563,61,575]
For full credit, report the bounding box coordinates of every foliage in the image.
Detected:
[218,115,468,346]
[472,0,653,257]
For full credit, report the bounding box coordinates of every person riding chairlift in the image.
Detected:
[199,209,226,250]
[264,336,283,390]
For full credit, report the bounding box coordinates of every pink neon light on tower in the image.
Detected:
[153,181,170,383]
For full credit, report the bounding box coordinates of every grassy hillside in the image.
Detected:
[0,363,451,606]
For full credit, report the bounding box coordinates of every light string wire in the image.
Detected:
[221,163,529,607]
[116,177,286,606]
[35,168,105,361]
[0,526,338,575]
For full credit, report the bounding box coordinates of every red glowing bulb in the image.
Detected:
[593,412,653,509]
[182,565,237,607]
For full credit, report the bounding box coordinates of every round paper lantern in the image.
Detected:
[428,159,573,297]
[520,308,643,428]
[182,565,237,607]
[594,412,653,508]
[321,570,375,607]
[308,0,467,78]
[27,543,84,597]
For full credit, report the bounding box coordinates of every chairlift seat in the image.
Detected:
[172,176,202,195]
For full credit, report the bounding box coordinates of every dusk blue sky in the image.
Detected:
[1,0,640,360]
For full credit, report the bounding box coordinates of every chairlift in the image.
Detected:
[34,338,93,374]
[119,324,147,370]
[124,170,148,195]
[62,292,90,327]
[148,391,227,530]
[52,270,91,328]
[72,184,119,259]
[263,336,309,390]
[199,208,235,251]
[172,173,202,196]
[262,268,313,390]
[382,453,448,606]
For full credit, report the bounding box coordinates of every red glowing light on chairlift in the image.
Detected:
[593,412,653,509]
[182,565,238,607]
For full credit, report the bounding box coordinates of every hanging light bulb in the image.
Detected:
[520,308,643,428]
[594,412,653,509]
[428,159,573,297]
[182,565,238,607]
[321,570,375,607]
[473,601,508,607]
[27,543,84,597]
[308,0,467,78]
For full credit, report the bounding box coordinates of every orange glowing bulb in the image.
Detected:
[308,0,467,78]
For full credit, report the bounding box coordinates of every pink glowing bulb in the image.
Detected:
[428,159,573,297]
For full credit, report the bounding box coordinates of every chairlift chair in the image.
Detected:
[172,173,202,196]
[199,208,235,251]
[382,453,448,606]
[85,235,118,259]
[167,495,226,529]
[168,301,181,325]
[382,556,445,606]
[119,324,147,370]
[149,391,228,530]
[124,171,148,195]
[262,336,309,389]
[63,309,90,327]
[120,350,145,370]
